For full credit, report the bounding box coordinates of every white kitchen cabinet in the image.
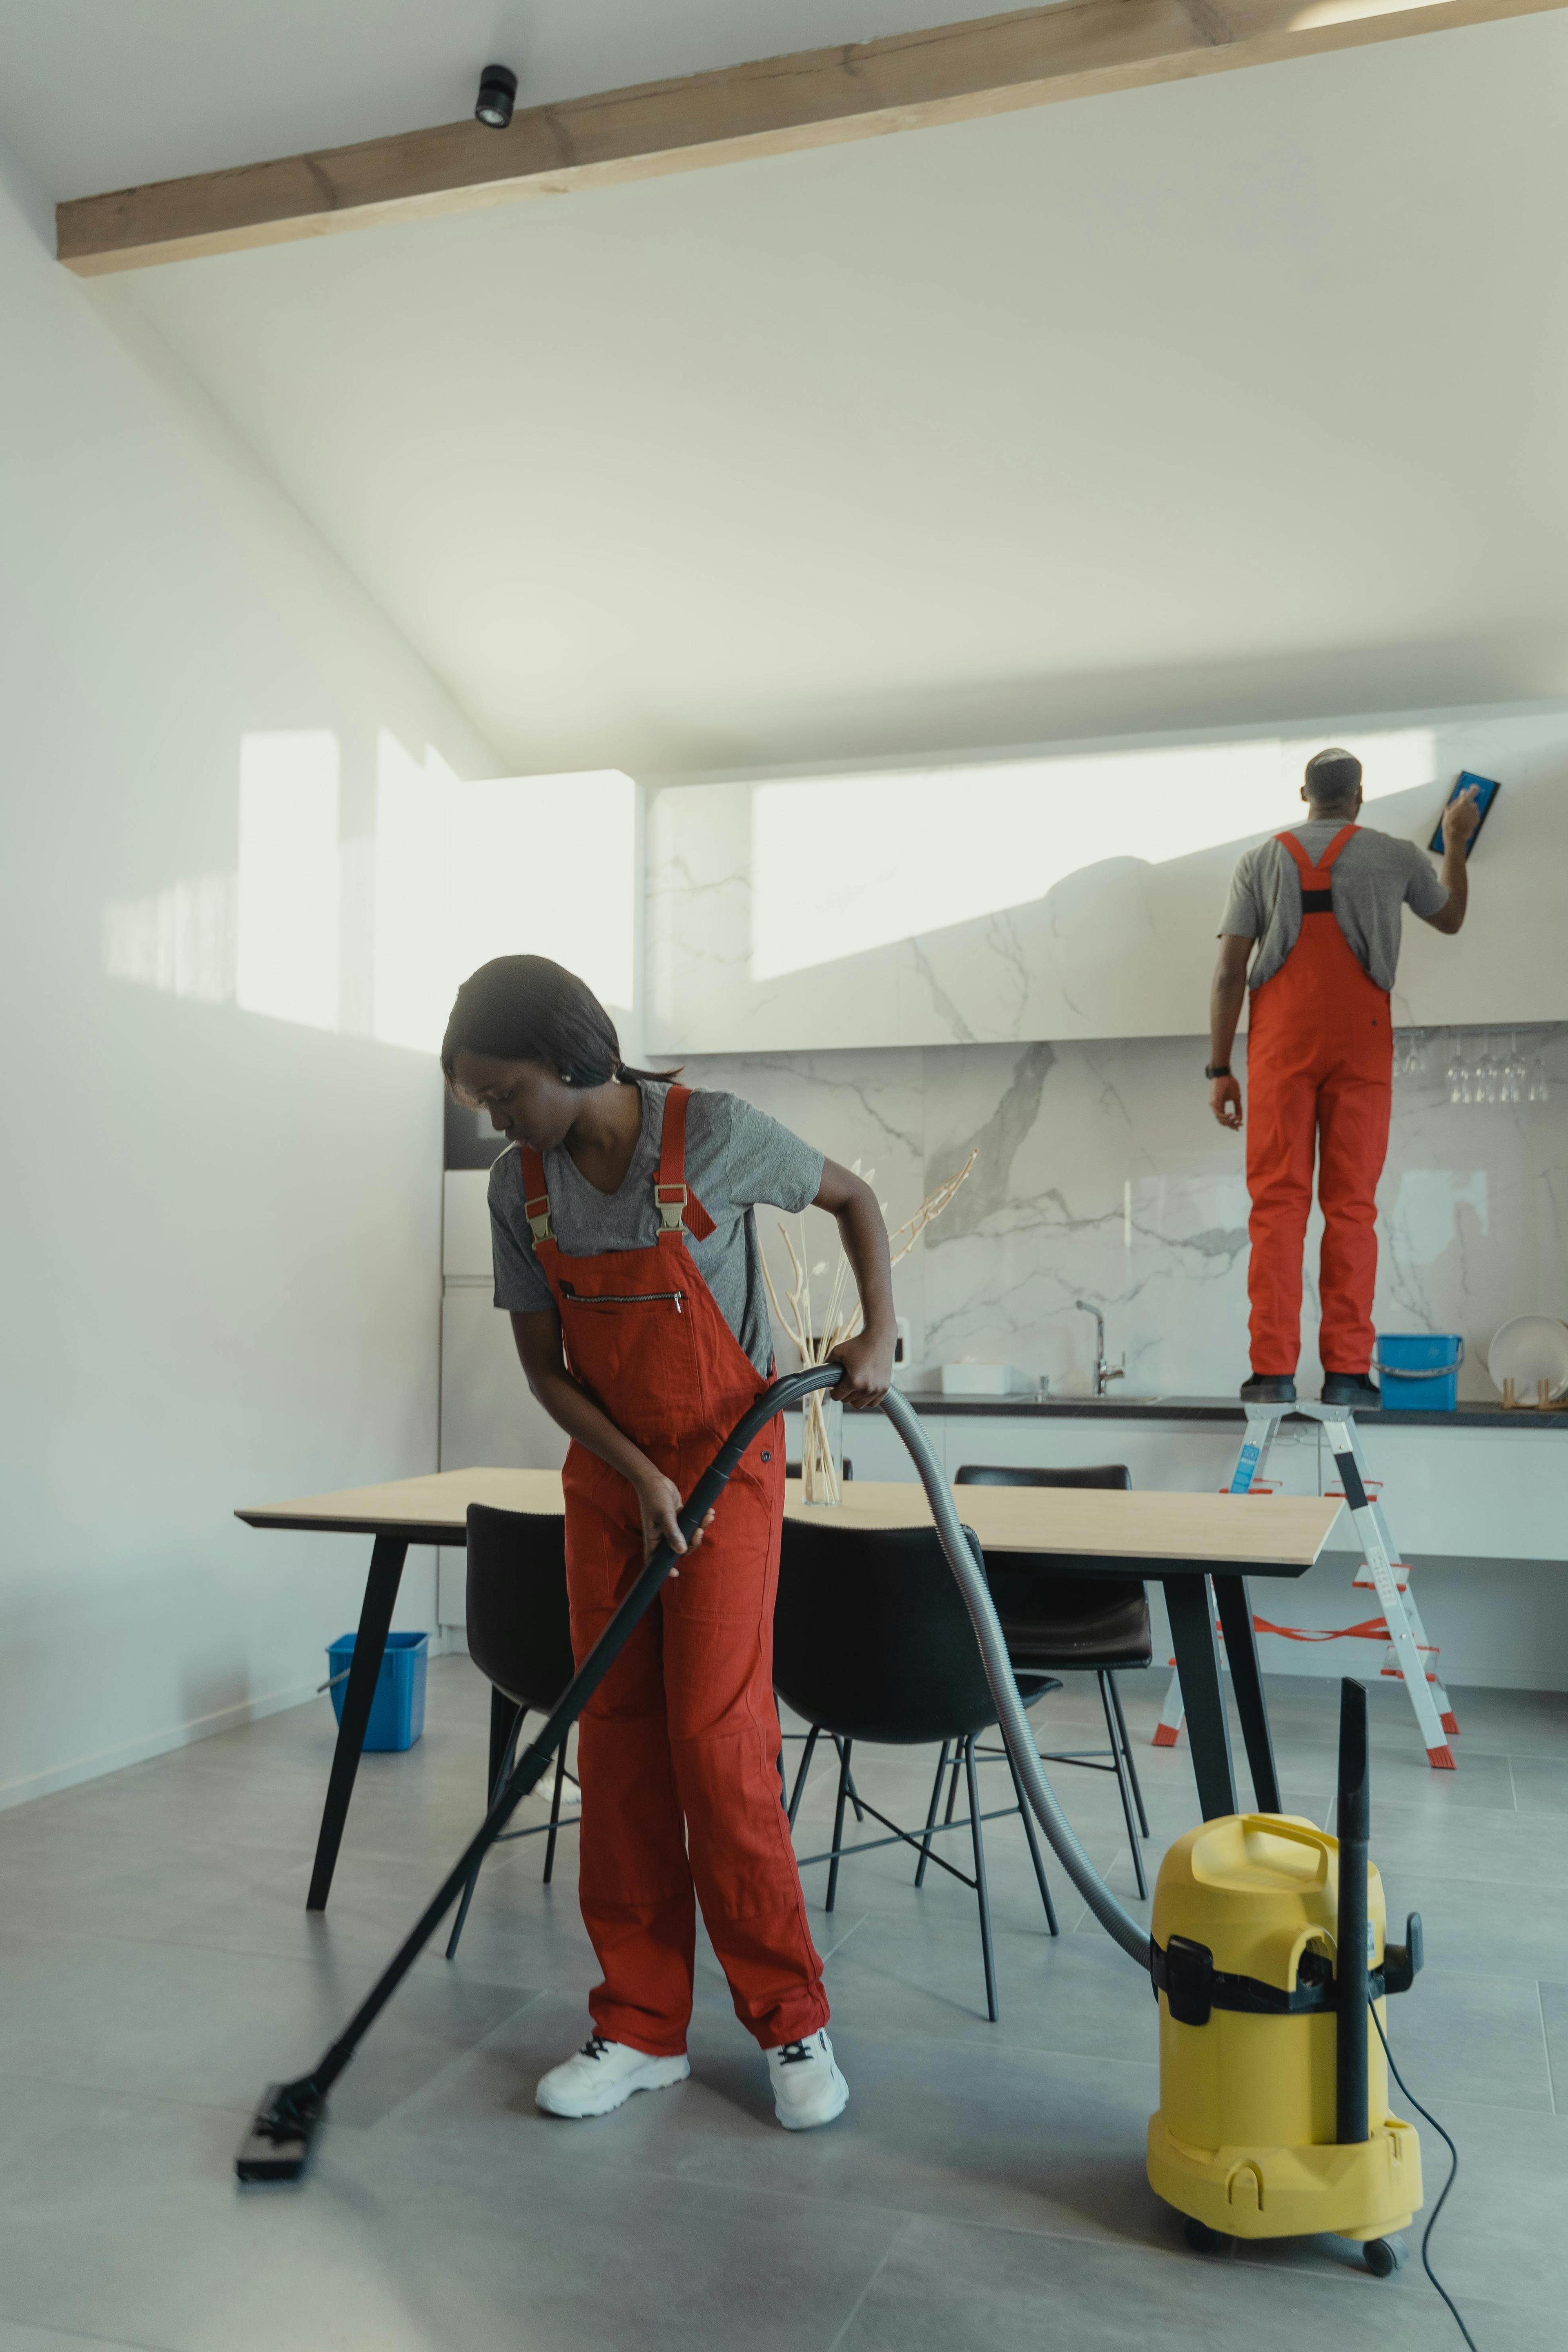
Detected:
[650,734,1568,1054]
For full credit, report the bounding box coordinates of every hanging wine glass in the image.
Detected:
[1446,1033,1466,1106]
[1474,1032,1497,1105]
[1529,1052,1550,1105]
[1506,1032,1526,1106]
[1411,1029,1430,1080]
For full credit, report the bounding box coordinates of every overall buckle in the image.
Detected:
[655,1182,687,1234]
[524,1194,554,1243]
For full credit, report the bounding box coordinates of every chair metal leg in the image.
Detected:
[1107,1670,1150,1839]
[963,1736,999,2023]
[542,1741,567,1886]
[447,1698,525,1960]
[787,1724,821,1827]
[914,1740,951,1889]
[1002,1736,1058,1936]
[832,1735,865,1824]
[486,1686,517,1793]
[825,1737,853,1913]
[1100,1673,1148,1902]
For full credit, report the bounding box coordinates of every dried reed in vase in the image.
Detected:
[761,1150,978,1502]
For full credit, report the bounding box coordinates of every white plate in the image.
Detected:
[1487,1315,1568,1400]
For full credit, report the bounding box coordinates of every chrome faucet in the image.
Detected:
[1076,1300,1125,1397]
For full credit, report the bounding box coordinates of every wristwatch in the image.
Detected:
[1205,1064,1232,1080]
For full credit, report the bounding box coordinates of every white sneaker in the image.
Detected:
[767,2030,849,2130]
[536,2032,689,2119]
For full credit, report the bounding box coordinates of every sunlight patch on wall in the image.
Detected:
[103,872,236,1003]
[102,730,638,1053]
[749,729,1435,982]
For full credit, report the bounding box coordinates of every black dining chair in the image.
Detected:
[773,1516,1059,2023]
[954,1462,1153,1898]
[445,1502,580,1962]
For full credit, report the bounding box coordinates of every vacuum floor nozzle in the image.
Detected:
[235,2078,326,2183]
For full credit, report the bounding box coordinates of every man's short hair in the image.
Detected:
[1304,748,1363,808]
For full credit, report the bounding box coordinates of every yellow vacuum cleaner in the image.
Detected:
[1147,1677,1425,2274]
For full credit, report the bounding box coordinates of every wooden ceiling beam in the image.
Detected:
[57,0,1565,275]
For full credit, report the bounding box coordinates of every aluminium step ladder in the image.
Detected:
[1152,1403,1458,1770]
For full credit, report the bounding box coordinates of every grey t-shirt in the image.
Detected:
[1219,820,1448,991]
[489,1082,825,1374]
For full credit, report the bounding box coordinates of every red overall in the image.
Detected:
[520,1087,828,2058]
[1245,826,1392,1378]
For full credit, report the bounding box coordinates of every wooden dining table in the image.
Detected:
[237,1466,1343,1911]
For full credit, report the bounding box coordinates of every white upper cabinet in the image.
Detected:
[647,714,1568,1053]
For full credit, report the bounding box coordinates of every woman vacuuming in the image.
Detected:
[443,957,896,2131]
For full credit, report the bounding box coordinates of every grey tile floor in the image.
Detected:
[0,1657,1562,2351]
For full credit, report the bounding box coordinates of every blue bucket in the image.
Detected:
[1372,1334,1464,1412]
[326,1630,428,1751]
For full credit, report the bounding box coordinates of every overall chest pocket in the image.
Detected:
[558,1283,703,1449]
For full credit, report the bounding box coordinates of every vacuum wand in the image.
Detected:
[1336,1677,1371,2147]
[236,1365,847,2180]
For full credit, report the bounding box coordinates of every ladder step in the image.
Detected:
[1353,1561,1410,1592]
[1379,1639,1440,1684]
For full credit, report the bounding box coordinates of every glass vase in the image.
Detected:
[800,1391,844,1506]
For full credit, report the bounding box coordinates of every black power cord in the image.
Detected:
[1370,2002,1477,2349]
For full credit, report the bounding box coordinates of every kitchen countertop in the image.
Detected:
[890,1390,1568,1432]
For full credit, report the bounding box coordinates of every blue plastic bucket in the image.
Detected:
[326,1630,428,1751]
[1372,1334,1464,1412]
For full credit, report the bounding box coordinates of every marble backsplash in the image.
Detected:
[681,1026,1568,1400]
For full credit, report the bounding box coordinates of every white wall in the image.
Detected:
[0,133,503,1808]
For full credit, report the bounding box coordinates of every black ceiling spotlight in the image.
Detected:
[474,64,518,130]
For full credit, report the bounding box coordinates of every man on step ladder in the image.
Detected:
[1168,747,1480,1770]
[1152,1402,1460,1767]
[1207,746,1478,1414]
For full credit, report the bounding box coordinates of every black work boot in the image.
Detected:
[1240,1374,1296,1404]
[1321,1372,1381,1410]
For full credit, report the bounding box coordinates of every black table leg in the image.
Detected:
[306,1534,407,1910]
[1164,1574,1237,1821]
[1213,1574,1281,1814]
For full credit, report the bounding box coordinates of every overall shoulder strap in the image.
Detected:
[1316,821,1359,873]
[519,1146,554,1245]
[1277,823,1357,884]
[655,1085,716,1240]
[1276,829,1315,879]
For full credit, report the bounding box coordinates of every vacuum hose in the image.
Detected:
[701,1366,1151,1967]
[877,1384,1152,1967]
